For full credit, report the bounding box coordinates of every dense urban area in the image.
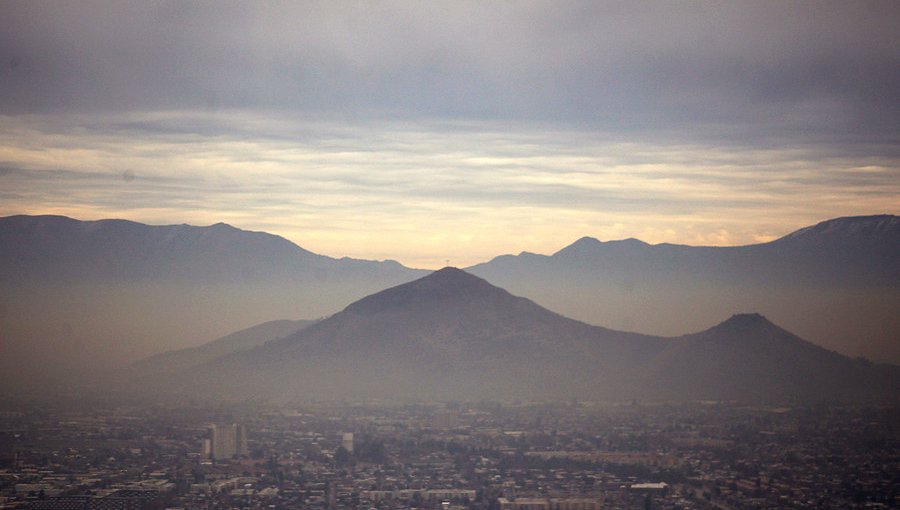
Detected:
[0,397,896,510]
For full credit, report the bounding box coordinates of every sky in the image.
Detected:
[1,1,898,268]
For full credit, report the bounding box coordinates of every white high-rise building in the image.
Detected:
[341,432,354,453]
[206,424,248,460]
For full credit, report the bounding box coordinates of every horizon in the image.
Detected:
[3,211,896,270]
[3,210,897,368]
[2,2,899,268]
[1,4,897,503]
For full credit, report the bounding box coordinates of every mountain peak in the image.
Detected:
[559,236,601,251]
[429,265,478,280]
[722,312,767,325]
[208,221,237,230]
[554,236,652,258]
[709,313,778,335]
[394,266,494,290]
[343,267,509,315]
[573,235,601,245]
[779,214,899,242]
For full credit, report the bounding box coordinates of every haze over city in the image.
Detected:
[1,3,900,509]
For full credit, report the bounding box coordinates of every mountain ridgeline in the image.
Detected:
[0,215,425,387]
[139,268,899,403]
[0,214,421,284]
[131,319,315,376]
[467,215,900,364]
[1,213,897,398]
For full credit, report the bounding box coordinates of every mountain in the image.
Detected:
[0,215,425,390]
[4,213,897,394]
[467,215,900,364]
[167,268,661,400]
[152,269,899,403]
[0,214,419,284]
[639,313,899,402]
[132,319,315,376]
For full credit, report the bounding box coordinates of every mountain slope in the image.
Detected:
[467,215,900,364]
[154,269,899,403]
[0,214,416,283]
[132,319,315,376]
[169,268,665,400]
[0,215,425,390]
[639,314,898,402]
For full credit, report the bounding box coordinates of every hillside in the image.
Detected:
[0,215,424,390]
[132,319,315,376]
[467,215,900,364]
[152,269,899,403]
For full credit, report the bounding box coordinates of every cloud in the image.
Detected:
[1,111,897,267]
[1,2,898,152]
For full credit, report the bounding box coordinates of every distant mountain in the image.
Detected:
[153,269,899,403]
[4,213,898,395]
[168,268,659,400]
[0,214,419,284]
[132,319,315,376]
[0,215,425,389]
[467,215,900,364]
[639,313,898,402]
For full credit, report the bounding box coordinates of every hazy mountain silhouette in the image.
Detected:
[0,214,420,283]
[467,215,900,364]
[0,215,425,390]
[132,319,314,376]
[160,269,898,403]
[640,313,899,402]
[3,214,897,395]
[171,268,661,400]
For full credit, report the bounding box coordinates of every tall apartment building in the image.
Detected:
[205,423,248,460]
[341,432,354,454]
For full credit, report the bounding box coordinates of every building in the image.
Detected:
[629,482,668,493]
[497,498,603,510]
[498,498,549,510]
[341,432,354,454]
[432,410,459,428]
[206,424,248,460]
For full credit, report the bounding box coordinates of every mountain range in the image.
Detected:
[0,213,897,393]
[468,215,900,363]
[0,214,421,284]
[0,215,424,388]
[133,268,899,403]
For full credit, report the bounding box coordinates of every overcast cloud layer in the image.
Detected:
[1,1,898,267]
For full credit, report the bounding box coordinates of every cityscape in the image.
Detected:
[2,2,898,510]
[1,399,896,510]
